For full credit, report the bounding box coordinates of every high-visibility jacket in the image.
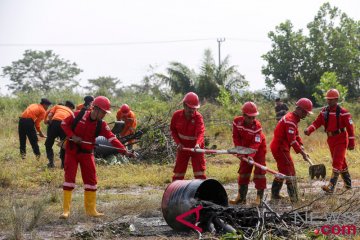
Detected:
[270,112,303,153]
[170,109,204,148]
[232,116,266,158]
[61,111,126,154]
[20,104,46,132]
[116,110,137,137]
[306,105,355,148]
[45,105,74,122]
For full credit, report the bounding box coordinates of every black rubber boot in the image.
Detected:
[286,181,299,203]
[271,179,284,200]
[229,185,248,204]
[322,172,339,193]
[341,171,352,189]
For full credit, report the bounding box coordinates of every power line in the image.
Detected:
[0,37,270,47]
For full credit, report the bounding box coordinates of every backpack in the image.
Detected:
[71,107,102,138]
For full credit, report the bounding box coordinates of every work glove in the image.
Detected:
[125,150,138,158]
[177,143,184,151]
[304,129,310,136]
[71,135,82,144]
[194,144,200,149]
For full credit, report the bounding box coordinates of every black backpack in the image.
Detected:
[71,107,102,138]
[324,105,341,131]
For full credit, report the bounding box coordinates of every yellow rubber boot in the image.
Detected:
[60,190,72,219]
[84,190,104,217]
[255,189,264,206]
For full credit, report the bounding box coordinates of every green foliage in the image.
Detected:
[156,49,248,101]
[313,72,348,105]
[262,3,360,101]
[85,76,122,97]
[2,49,82,94]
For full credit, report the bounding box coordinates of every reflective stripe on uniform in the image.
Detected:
[63,182,76,188]
[84,184,97,190]
[253,174,266,179]
[108,136,117,142]
[194,171,205,176]
[240,173,251,178]
[174,173,185,177]
[178,133,197,141]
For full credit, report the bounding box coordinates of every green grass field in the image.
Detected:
[0,95,359,239]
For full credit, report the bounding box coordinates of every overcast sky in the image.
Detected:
[0,0,359,95]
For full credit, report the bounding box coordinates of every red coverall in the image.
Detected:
[305,105,355,172]
[270,112,304,178]
[233,116,267,190]
[170,109,206,181]
[61,111,127,191]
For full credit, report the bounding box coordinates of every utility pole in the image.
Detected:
[217,38,226,68]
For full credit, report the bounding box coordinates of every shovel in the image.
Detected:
[240,156,294,180]
[182,146,257,155]
[304,156,326,179]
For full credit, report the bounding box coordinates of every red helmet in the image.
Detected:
[325,89,340,99]
[296,98,313,114]
[93,96,111,113]
[183,92,200,109]
[242,102,259,116]
[120,104,130,114]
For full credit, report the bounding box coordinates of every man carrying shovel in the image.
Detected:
[304,89,355,193]
[170,92,207,181]
[270,98,313,203]
[229,102,267,206]
[60,96,135,219]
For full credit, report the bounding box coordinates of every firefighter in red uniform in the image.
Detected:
[270,98,313,203]
[170,92,206,181]
[304,89,355,193]
[229,102,267,205]
[60,96,134,219]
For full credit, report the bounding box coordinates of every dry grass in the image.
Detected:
[1,101,360,238]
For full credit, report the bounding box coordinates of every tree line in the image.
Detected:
[2,3,359,104]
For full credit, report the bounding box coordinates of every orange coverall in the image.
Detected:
[19,104,47,157]
[116,110,137,144]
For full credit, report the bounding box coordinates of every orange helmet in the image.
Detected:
[93,96,111,113]
[296,98,313,114]
[242,102,259,116]
[325,89,340,99]
[183,92,200,109]
[120,104,130,114]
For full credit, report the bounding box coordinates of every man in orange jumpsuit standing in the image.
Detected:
[116,104,137,150]
[304,89,355,193]
[229,102,267,205]
[170,92,206,181]
[60,96,135,219]
[19,98,52,159]
[270,98,313,203]
[44,101,75,168]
